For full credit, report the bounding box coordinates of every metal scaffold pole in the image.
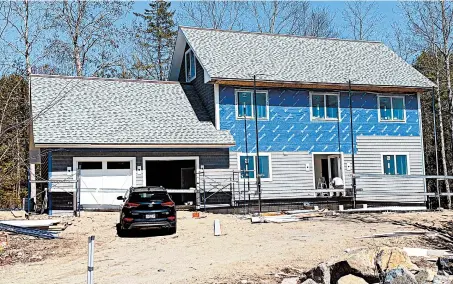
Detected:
[348,80,357,209]
[432,86,441,208]
[253,75,262,214]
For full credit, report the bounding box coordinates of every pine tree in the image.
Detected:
[134,0,176,80]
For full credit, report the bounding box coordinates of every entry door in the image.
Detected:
[327,155,342,182]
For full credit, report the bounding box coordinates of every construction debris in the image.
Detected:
[355,231,430,239]
[0,219,60,229]
[0,223,58,239]
[251,209,327,224]
[341,206,427,213]
[403,247,453,257]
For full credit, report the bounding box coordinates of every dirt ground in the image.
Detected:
[0,210,452,284]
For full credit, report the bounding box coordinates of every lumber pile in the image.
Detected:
[251,209,327,223]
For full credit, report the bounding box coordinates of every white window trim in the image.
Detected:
[185,49,196,82]
[378,95,406,122]
[72,157,137,190]
[309,92,341,121]
[234,89,269,120]
[237,153,272,182]
[380,152,411,175]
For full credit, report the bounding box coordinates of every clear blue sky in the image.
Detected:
[133,1,405,44]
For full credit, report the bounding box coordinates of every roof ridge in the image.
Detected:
[179,26,383,44]
[31,74,180,85]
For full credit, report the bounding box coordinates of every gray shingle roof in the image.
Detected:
[31,75,234,146]
[180,27,434,88]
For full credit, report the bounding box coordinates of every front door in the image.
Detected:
[327,155,342,183]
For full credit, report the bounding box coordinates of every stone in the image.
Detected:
[437,256,453,275]
[300,262,330,284]
[281,277,298,284]
[300,280,317,284]
[376,247,418,273]
[415,268,436,283]
[344,248,379,278]
[337,274,368,284]
[433,275,453,284]
[383,268,417,284]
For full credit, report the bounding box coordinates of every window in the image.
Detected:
[379,96,405,121]
[185,49,196,82]
[78,161,102,170]
[311,93,339,120]
[235,90,268,119]
[238,154,271,180]
[382,154,409,175]
[107,161,131,170]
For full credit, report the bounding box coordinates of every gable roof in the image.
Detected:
[171,26,434,89]
[31,75,234,147]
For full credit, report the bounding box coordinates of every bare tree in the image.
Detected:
[0,0,54,204]
[249,1,307,34]
[403,1,452,208]
[343,1,379,40]
[0,0,52,75]
[177,1,245,30]
[302,7,338,38]
[389,22,414,62]
[48,0,132,76]
[248,1,337,37]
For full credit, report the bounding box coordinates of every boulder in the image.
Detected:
[383,268,417,284]
[281,278,298,284]
[437,256,453,275]
[376,247,418,273]
[433,275,453,284]
[344,248,379,279]
[415,268,436,283]
[300,262,330,284]
[337,274,368,284]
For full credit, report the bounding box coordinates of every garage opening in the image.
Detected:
[145,159,196,205]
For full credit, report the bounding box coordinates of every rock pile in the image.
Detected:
[289,247,453,284]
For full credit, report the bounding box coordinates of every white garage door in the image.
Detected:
[75,158,135,208]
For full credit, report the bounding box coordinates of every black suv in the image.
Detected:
[116,187,176,236]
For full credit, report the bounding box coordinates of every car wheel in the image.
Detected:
[116,223,127,237]
[168,226,177,235]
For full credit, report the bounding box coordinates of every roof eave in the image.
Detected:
[210,77,434,93]
[34,143,235,149]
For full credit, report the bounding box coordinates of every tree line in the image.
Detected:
[0,0,452,208]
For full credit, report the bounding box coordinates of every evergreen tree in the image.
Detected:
[134,0,176,80]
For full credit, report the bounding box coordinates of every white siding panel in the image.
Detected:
[230,135,425,203]
[354,136,425,203]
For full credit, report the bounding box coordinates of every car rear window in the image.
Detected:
[128,192,170,202]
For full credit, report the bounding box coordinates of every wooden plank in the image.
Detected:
[213,79,427,94]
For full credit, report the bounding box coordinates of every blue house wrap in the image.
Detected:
[219,86,420,154]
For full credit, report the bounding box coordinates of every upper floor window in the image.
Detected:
[311,93,339,120]
[382,154,409,175]
[239,153,272,180]
[235,90,269,120]
[379,96,405,122]
[185,49,196,82]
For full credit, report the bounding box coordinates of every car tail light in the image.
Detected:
[168,216,176,221]
[124,202,140,208]
[123,217,133,222]
[161,201,175,207]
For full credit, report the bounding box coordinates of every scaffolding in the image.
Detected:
[27,169,81,217]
